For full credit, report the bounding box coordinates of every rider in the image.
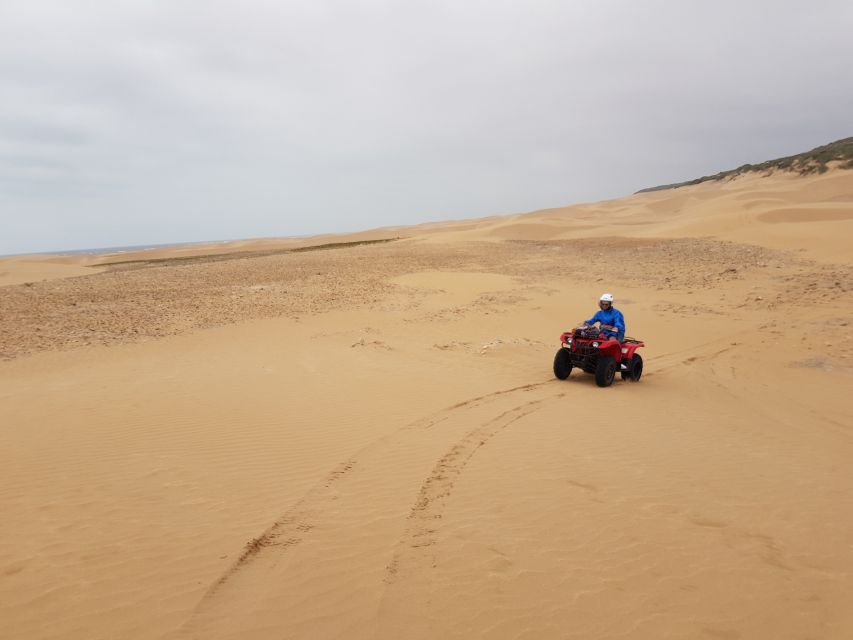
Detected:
[581,293,625,342]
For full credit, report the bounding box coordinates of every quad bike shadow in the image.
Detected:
[553,325,644,387]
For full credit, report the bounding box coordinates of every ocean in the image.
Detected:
[2,239,235,258]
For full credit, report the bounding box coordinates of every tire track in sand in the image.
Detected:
[384,395,556,584]
[195,380,553,605]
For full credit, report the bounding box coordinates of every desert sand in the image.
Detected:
[1,169,852,639]
[0,254,106,288]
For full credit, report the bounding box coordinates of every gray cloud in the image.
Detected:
[1,0,851,254]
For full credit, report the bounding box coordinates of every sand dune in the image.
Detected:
[757,205,853,224]
[1,169,852,639]
[0,255,104,287]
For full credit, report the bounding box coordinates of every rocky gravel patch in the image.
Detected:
[1,237,848,360]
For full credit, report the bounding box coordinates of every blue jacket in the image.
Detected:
[585,307,626,341]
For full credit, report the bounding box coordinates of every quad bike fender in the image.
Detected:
[599,338,624,361]
[600,338,646,363]
[618,341,644,360]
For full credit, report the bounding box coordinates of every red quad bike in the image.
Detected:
[553,325,645,387]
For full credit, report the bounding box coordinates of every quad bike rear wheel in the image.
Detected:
[620,354,644,382]
[595,355,616,387]
[553,348,572,380]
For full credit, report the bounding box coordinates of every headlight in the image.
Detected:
[592,342,599,348]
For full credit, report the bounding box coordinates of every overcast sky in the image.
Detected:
[1,0,851,255]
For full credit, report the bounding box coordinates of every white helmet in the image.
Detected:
[599,293,614,303]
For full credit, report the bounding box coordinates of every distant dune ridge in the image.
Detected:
[637,135,853,192]
[1,141,852,640]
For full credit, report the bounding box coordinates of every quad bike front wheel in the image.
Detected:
[595,355,617,387]
[553,348,572,380]
[620,354,644,382]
